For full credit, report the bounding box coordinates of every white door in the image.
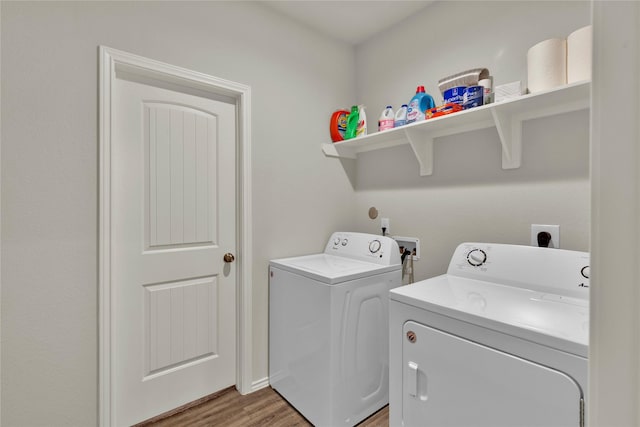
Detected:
[111,72,237,426]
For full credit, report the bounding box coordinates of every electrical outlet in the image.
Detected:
[381,218,390,231]
[531,224,560,248]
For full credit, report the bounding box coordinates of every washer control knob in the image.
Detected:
[369,239,382,254]
[334,238,341,246]
[581,266,590,279]
[341,238,348,246]
[467,249,487,267]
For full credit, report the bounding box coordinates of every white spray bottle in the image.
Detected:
[356,105,367,137]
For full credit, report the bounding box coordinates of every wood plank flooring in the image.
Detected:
[141,386,389,427]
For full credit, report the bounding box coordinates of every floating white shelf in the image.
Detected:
[322,81,590,176]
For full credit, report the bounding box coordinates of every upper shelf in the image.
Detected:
[322,81,590,176]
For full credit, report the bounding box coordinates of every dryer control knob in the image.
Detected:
[467,249,487,267]
[334,238,341,246]
[369,240,382,254]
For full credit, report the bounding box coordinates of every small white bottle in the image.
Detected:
[356,105,367,137]
[394,104,408,127]
[378,106,395,131]
[479,77,494,105]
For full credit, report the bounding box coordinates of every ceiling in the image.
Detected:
[263,1,434,45]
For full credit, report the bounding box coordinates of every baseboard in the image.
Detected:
[251,376,269,392]
[133,386,234,426]
[133,378,268,424]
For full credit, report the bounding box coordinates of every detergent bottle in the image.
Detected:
[344,105,360,140]
[406,86,435,124]
[329,109,350,142]
[356,105,367,137]
[394,104,408,127]
[378,106,395,131]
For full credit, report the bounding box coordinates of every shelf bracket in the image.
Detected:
[322,142,356,159]
[405,128,433,176]
[491,108,522,169]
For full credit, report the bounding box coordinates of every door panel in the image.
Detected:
[402,321,582,427]
[144,277,217,376]
[144,104,217,248]
[112,73,236,426]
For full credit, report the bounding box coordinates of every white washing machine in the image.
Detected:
[269,232,402,427]
[389,243,590,427]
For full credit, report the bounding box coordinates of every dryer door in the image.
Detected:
[402,321,583,427]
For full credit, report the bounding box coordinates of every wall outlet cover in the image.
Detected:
[381,217,390,229]
[531,224,560,248]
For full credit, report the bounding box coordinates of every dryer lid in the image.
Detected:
[270,253,400,284]
[390,275,589,357]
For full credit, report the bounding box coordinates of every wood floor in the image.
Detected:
[142,386,389,427]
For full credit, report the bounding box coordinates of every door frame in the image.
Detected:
[98,46,253,427]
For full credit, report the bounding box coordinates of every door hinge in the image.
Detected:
[579,397,585,427]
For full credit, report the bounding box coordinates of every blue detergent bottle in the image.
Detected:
[406,86,435,124]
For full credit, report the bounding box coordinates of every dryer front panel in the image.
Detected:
[402,321,583,427]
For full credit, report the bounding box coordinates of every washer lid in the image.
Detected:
[270,253,400,284]
[390,275,589,357]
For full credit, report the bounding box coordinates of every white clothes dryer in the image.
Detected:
[389,243,589,427]
[269,232,401,427]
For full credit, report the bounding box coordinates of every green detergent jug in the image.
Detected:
[344,105,359,140]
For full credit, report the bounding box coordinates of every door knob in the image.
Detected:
[223,253,235,263]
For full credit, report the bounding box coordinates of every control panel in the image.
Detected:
[324,232,401,266]
[449,242,590,298]
[451,244,494,273]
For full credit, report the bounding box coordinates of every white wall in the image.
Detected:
[1,1,609,426]
[0,2,356,425]
[0,2,3,421]
[353,1,591,279]
[590,1,640,425]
